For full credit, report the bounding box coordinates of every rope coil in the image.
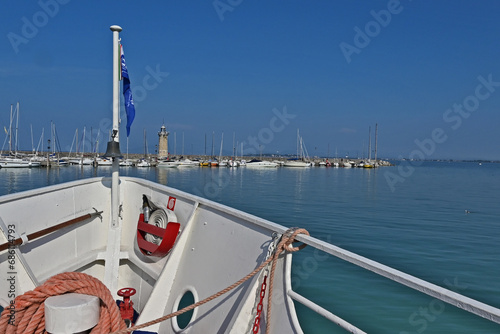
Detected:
[0,272,126,334]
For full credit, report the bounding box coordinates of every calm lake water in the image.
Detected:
[1,161,499,333]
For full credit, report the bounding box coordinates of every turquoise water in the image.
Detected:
[1,162,499,333]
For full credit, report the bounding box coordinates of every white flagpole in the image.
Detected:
[105,24,123,294]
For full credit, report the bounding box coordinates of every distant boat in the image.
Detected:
[283,159,311,167]
[0,156,41,168]
[96,157,113,166]
[176,158,199,167]
[227,159,239,167]
[68,157,93,165]
[119,159,134,167]
[0,103,41,168]
[343,161,353,168]
[157,160,179,168]
[136,158,151,167]
[245,159,278,168]
[283,129,311,167]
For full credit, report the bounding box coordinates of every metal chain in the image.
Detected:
[251,233,280,334]
[266,232,279,261]
[252,275,268,333]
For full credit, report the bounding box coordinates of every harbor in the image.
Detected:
[1,159,499,334]
[0,151,393,169]
[1,123,392,168]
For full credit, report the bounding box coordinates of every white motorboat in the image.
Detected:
[96,157,113,166]
[343,161,353,168]
[119,159,134,167]
[245,159,278,168]
[283,159,311,168]
[176,159,199,167]
[0,156,41,168]
[136,159,151,167]
[157,160,179,168]
[227,160,239,167]
[68,157,94,165]
[1,25,499,334]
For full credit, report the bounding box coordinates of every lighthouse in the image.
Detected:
[158,124,169,159]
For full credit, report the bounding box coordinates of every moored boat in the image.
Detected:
[283,159,311,168]
[157,160,179,168]
[176,158,199,167]
[245,159,278,168]
[136,158,151,167]
[0,156,41,168]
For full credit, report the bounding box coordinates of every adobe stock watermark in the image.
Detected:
[63,63,169,153]
[7,0,71,54]
[339,0,408,64]
[240,106,296,156]
[385,73,499,192]
[399,277,468,334]
[191,106,295,199]
[213,0,243,22]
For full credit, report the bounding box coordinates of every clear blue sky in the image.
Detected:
[1,1,500,160]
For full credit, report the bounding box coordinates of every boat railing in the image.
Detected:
[287,233,500,333]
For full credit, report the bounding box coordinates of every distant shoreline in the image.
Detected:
[2,151,499,165]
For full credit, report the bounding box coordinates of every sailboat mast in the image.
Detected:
[143,128,147,157]
[9,104,12,153]
[211,131,214,157]
[82,127,86,156]
[296,129,299,158]
[232,132,235,159]
[374,123,378,163]
[219,132,224,160]
[31,124,34,153]
[15,102,19,154]
[368,126,372,161]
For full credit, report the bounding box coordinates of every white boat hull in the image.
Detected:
[157,161,179,168]
[0,177,301,333]
[245,160,278,168]
[0,158,41,168]
[283,160,311,167]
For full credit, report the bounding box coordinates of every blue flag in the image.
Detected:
[121,45,135,137]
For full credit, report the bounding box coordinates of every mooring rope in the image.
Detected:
[0,228,309,334]
[109,228,310,334]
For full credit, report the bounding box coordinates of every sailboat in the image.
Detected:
[1,26,499,334]
[363,126,374,168]
[283,129,311,167]
[136,129,151,167]
[68,127,94,165]
[119,137,134,166]
[0,102,41,168]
